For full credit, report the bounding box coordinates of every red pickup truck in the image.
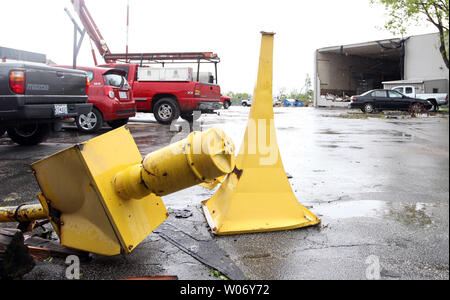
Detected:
[98,63,222,124]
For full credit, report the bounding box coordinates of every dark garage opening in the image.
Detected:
[316,39,404,102]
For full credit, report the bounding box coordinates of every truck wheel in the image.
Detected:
[242,102,247,107]
[76,107,103,133]
[223,101,231,109]
[107,118,129,129]
[6,123,50,146]
[180,112,194,122]
[428,100,438,112]
[153,98,180,125]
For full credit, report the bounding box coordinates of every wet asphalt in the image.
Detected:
[0,106,448,280]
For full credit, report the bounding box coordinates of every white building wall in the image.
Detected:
[404,32,449,81]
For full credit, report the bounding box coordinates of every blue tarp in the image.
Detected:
[283,99,303,107]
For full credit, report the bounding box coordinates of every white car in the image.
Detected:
[241,99,252,106]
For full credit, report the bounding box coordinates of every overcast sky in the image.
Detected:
[1,0,434,95]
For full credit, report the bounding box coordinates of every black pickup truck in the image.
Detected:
[0,62,92,145]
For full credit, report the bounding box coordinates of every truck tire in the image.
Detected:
[428,99,438,112]
[107,118,129,129]
[153,98,180,125]
[223,101,231,109]
[6,123,50,146]
[76,107,103,133]
[180,111,194,122]
[242,102,247,107]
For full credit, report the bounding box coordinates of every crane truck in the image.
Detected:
[71,0,223,124]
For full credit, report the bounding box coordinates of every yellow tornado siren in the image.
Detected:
[0,126,235,256]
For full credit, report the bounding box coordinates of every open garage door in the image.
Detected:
[314,39,405,107]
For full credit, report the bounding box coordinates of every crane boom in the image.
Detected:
[71,0,112,62]
[70,0,220,66]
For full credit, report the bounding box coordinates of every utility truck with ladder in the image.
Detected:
[71,0,223,124]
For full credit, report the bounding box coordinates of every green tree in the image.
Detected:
[301,74,313,101]
[224,91,251,104]
[278,74,314,102]
[371,0,449,68]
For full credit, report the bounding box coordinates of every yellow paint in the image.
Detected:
[199,175,226,190]
[31,127,166,256]
[0,204,46,223]
[202,32,321,235]
[28,126,236,256]
[114,128,235,199]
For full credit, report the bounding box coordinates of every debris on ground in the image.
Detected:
[211,269,229,280]
[154,223,246,280]
[0,228,35,279]
[24,236,90,262]
[168,208,193,219]
[3,192,21,202]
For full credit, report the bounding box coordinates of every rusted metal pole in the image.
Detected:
[0,204,47,223]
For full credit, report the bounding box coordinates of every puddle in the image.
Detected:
[315,200,435,227]
[385,203,434,227]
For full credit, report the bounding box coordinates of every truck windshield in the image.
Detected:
[103,74,129,88]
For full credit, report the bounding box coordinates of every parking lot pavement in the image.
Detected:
[1,107,448,279]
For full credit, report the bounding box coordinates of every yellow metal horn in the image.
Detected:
[115,127,235,199]
[202,32,321,235]
[1,126,235,256]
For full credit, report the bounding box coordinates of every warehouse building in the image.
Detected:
[314,32,449,107]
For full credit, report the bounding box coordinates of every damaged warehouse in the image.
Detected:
[314,32,449,107]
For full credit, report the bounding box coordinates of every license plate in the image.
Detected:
[54,104,68,116]
[119,91,128,99]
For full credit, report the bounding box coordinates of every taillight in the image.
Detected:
[85,76,90,95]
[9,71,26,94]
[104,86,115,99]
[351,97,357,102]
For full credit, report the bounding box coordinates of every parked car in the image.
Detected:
[349,89,433,113]
[242,99,252,107]
[57,66,135,133]
[391,85,448,111]
[0,62,91,145]
[220,95,231,109]
[98,63,222,124]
